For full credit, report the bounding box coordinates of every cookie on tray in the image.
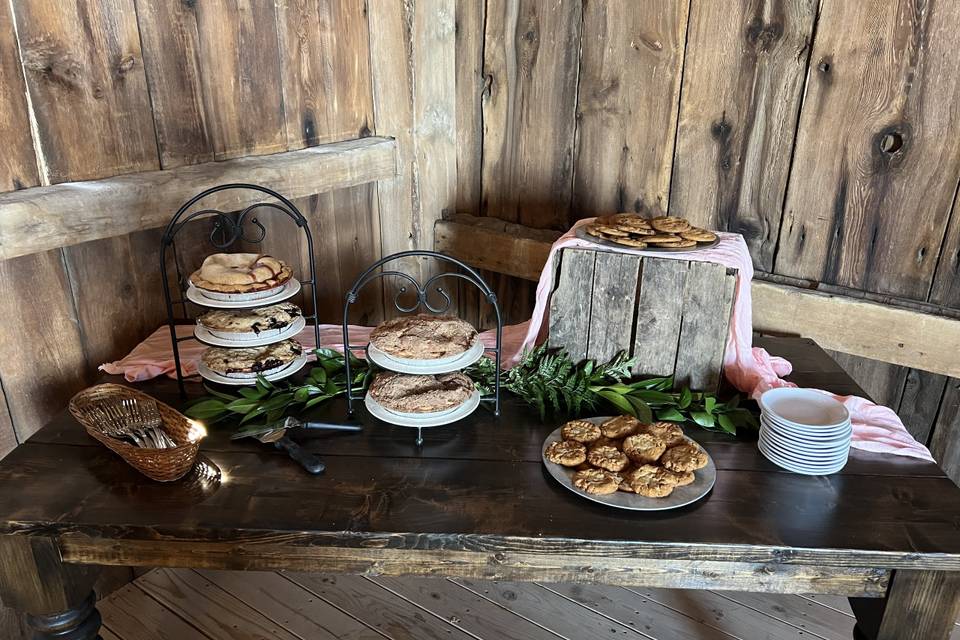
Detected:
[572,468,622,495]
[657,238,698,248]
[622,433,667,464]
[545,440,587,467]
[600,415,640,438]
[660,441,709,472]
[643,233,683,244]
[610,237,649,249]
[622,464,677,498]
[638,421,685,447]
[561,419,602,443]
[587,445,629,472]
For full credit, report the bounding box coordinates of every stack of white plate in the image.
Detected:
[757,388,852,475]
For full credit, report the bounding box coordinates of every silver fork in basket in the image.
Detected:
[121,398,176,448]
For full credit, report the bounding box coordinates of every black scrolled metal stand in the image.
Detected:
[342,250,502,431]
[160,183,322,397]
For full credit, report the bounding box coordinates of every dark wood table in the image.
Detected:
[1,336,959,640]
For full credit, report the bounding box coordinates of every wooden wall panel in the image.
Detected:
[930,380,960,487]
[277,0,373,149]
[929,186,960,308]
[134,0,213,168]
[12,0,157,183]
[368,0,456,292]
[194,0,286,160]
[0,2,38,191]
[775,0,960,299]
[671,0,816,270]
[481,0,582,229]
[572,0,688,218]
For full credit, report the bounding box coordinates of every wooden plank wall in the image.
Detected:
[454,0,960,480]
[0,0,454,458]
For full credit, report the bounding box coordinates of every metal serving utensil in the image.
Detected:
[231,417,363,475]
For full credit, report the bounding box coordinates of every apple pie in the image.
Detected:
[367,371,474,414]
[369,314,478,360]
[189,253,292,297]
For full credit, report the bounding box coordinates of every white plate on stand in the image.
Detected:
[541,417,716,511]
[186,279,301,309]
[364,389,481,428]
[197,353,308,386]
[366,339,486,375]
[194,316,307,348]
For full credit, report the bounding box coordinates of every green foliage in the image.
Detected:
[184,348,371,428]
[467,344,758,435]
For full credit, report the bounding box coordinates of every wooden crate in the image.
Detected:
[548,248,737,391]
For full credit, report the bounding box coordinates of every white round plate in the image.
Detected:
[541,417,716,512]
[194,316,306,348]
[761,415,851,439]
[366,339,485,375]
[364,389,481,428]
[197,353,307,386]
[758,435,849,462]
[759,388,849,427]
[759,423,850,447]
[186,279,301,309]
[758,441,847,475]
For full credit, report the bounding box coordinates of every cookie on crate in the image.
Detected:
[369,314,478,360]
[650,216,692,234]
[201,339,302,378]
[680,228,718,243]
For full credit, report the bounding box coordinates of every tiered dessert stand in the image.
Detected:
[160,184,322,395]
[342,251,502,445]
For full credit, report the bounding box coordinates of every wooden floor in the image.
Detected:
[93,569,960,640]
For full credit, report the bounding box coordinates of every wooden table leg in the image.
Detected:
[851,569,960,640]
[0,536,102,639]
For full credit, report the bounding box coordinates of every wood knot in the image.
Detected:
[710,116,732,143]
[117,54,136,75]
[745,17,783,52]
[872,123,911,170]
[21,37,82,90]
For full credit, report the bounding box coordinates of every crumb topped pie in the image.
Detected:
[367,371,475,414]
[369,314,478,360]
[197,303,302,339]
[189,253,292,295]
[200,339,302,378]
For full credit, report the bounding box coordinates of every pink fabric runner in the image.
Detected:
[103,218,932,461]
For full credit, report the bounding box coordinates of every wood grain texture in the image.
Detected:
[0,1,38,191]
[0,137,398,260]
[548,249,597,362]
[276,0,373,149]
[0,252,90,442]
[0,382,15,460]
[897,369,949,445]
[193,0,286,160]
[673,262,736,390]
[199,569,382,640]
[878,570,960,640]
[481,0,582,228]
[632,258,687,377]
[586,252,640,363]
[454,0,485,215]
[0,535,99,614]
[572,0,688,218]
[11,0,157,183]
[97,583,209,640]
[285,573,474,640]
[753,281,960,377]
[930,185,960,308]
[133,0,212,168]
[826,351,908,409]
[137,568,301,640]
[775,0,960,299]
[930,380,960,487]
[672,0,816,269]
[434,214,562,280]
[369,0,456,287]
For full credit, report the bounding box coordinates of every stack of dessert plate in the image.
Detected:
[757,388,852,475]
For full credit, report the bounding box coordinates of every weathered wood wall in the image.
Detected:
[453,0,960,476]
[0,0,455,458]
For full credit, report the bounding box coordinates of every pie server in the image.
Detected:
[231,417,363,475]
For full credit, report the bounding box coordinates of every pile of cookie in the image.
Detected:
[585,213,717,249]
[544,416,708,498]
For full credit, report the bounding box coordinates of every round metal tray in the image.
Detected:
[574,225,721,252]
[541,417,716,511]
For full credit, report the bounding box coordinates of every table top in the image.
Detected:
[2,336,959,572]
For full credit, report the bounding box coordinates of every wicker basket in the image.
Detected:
[69,384,203,482]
